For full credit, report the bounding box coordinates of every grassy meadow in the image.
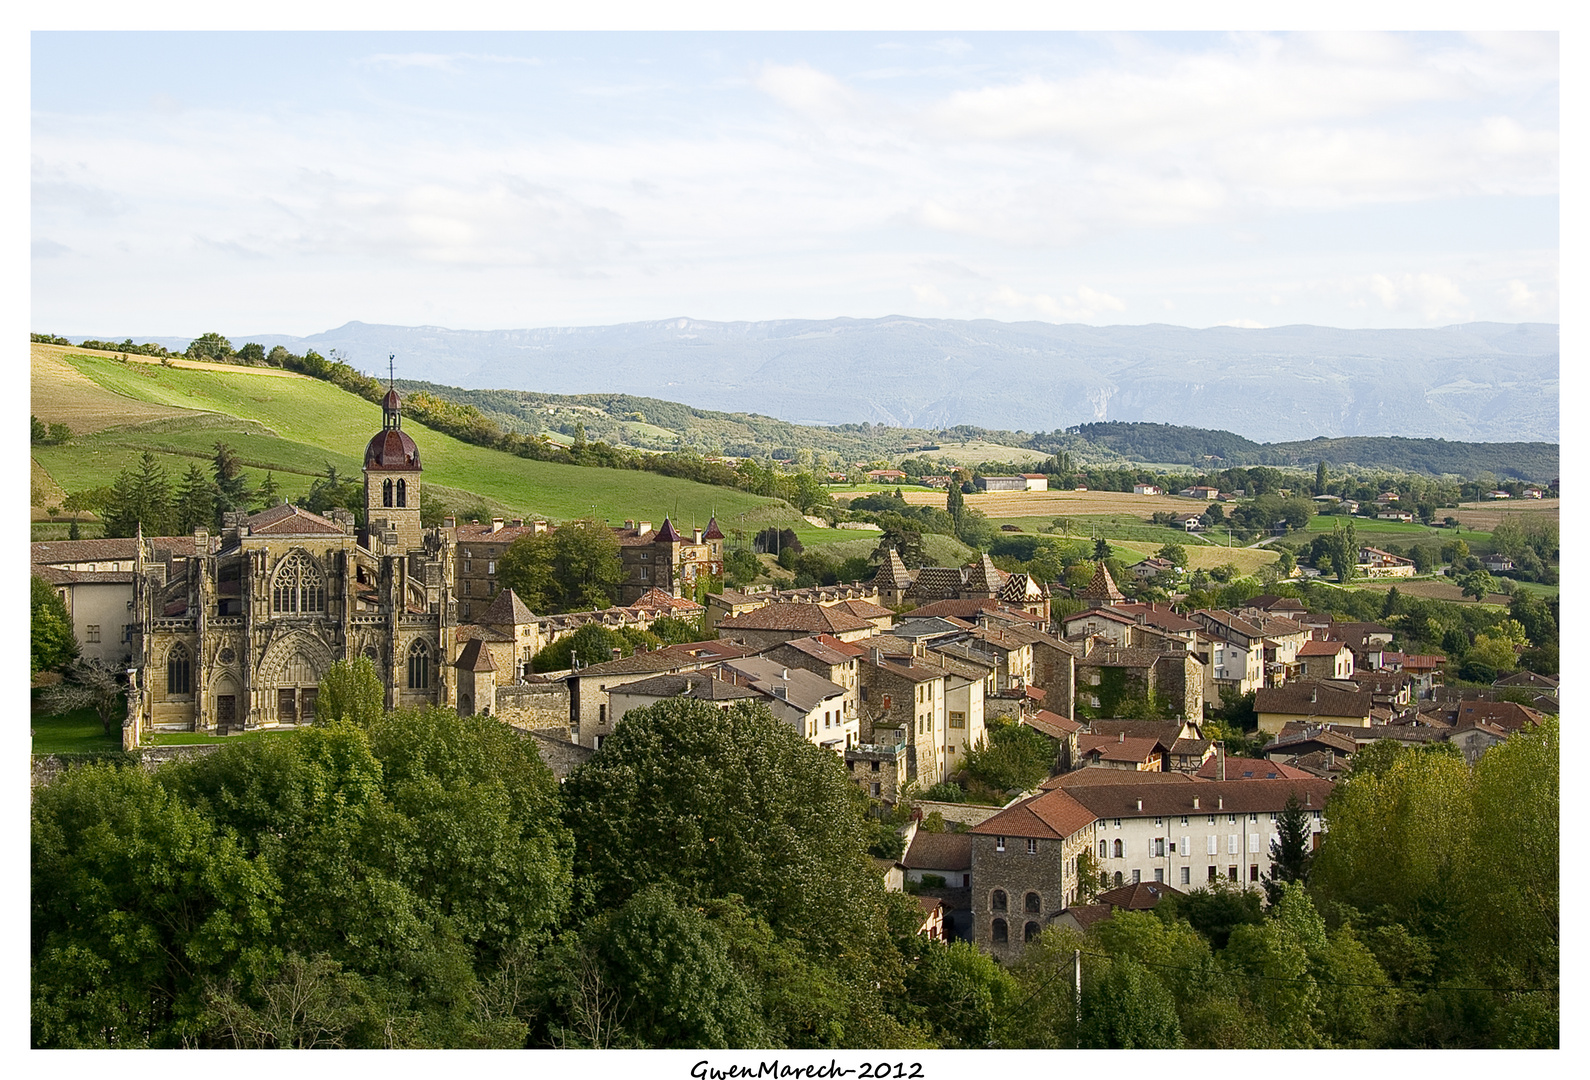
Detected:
[31,346,799,531]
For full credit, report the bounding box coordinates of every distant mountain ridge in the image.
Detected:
[131,317,1558,444]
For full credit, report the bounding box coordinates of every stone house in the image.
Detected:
[902,831,974,889]
[969,788,1098,959]
[1075,733,1166,771]
[564,638,760,748]
[716,655,853,751]
[1296,639,1356,680]
[857,643,951,785]
[1075,644,1203,720]
[715,602,878,648]
[453,517,548,623]
[614,517,724,605]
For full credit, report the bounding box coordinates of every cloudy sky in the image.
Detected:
[31,30,1559,338]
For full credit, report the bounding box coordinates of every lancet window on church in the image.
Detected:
[383,479,394,507]
[272,552,326,614]
[396,479,407,507]
[166,643,192,695]
[407,639,431,690]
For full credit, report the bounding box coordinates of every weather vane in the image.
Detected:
[389,354,395,387]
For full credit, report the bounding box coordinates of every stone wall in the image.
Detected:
[913,799,1004,828]
[494,681,571,733]
[32,742,224,789]
[520,728,595,779]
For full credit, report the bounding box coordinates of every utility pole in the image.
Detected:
[1073,948,1083,1040]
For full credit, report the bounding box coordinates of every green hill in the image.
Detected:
[31,348,799,534]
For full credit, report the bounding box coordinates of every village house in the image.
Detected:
[1296,639,1356,680]
[1357,546,1416,578]
[715,602,879,648]
[1254,680,1375,735]
[902,830,974,890]
[32,535,199,667]
[969,787,1097,959]
[612,517,724,605]
[857,642,952,786]
[564,638,760,748]
[1066,777,1334,893]
[1075,644,1204,720]
[1075,732,1166,772]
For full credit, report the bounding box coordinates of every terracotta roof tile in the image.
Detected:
[971,788,1098,839]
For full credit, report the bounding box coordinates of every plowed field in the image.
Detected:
[900,489,1209,517]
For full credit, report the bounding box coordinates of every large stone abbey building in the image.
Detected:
[131,387,457,734]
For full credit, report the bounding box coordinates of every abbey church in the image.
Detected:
[131,386,457,733]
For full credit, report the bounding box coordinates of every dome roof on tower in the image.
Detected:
[365,429,421,471]
[382,387,402,410]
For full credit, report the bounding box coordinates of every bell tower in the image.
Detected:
[363,357,424,552]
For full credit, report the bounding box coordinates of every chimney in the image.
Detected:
[1305,791,1312,807]
[638,521,652,536]
[1117,731,1124,743]
[1217,740,1226,781]
[780,668,788,680]
[491,517,504,533]
[443,516,456,528]
[1310,689,1318,703]
[872,648,883,666]
[1193,796,1200,809]
[772,685,787,700]
[693,528,703,544]
[512,518,524,527]
[624,519,635,530]
[533,520,549,534]
[913,641,923,658]
[1135,798,1143,811]
[611,647,623,659]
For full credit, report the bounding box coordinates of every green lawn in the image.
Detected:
[145,729,300,746]
[37,354,799,531]
[31,705,120,755]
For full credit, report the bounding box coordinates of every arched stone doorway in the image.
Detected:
[257,630,334,726]
[209,672,241,734]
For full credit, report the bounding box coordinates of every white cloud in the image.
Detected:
[1217,319,1267,329]
[911,283,949,308]
[1368,273,1472,322]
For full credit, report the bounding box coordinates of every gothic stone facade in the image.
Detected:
[131,389,457,738]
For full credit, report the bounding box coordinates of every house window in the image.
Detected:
[1250,812,1259,823]
[871,760,880,772]
[407,639,431,690]
[1024,892,1042,914]
[1269,811,1278,821]
[995,837,1006,853]
[1114,871,1124,887]
[871,782,880,797]
[1132,870,1141,884]
[166,643,192,695]
[598,704,607,725]
[1250,864,1260,882]
[1025,921,1041,942]
[271,552,326,614]
[595,735,606,750]
[881,694,891,709]
[991,889,1007,912]
[1180,816,1189,826]
[85,625,100,643]
[1181,867,1191,885]
[1228,814,1237,824]
[949,711,966,728]
[1026,838,1038,855]
[1207,815,1216,825]
[1155,817,1163,827]
[1114,818,1121,829]
[1208,866,1218,883]
[991,919,1008,944]
[1228,865,1239,881]
[1112,839,1123,858]
[1154,837,1165,857]
[1155,868,1164,883]
[1099,840,1108,859]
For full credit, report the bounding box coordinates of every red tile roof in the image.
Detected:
[970,788,1098,839]
[1195,755,1312,780]
[247,503,347,535]
[717,603,876,634]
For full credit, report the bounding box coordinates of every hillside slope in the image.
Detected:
[29,345,797,533]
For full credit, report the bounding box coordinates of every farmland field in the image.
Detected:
[30,347,799,531]
[1110,539,1280,576]
[31,346,193,435]
[900,488,1209,517]
[1451,498,1559,532]
[1349,578,1513,606]
[905,440,1051,467]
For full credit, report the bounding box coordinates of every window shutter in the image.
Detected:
[1207,835,1217,855]
[1228,834,1239,855]
[1182,836,1190,857]
[1249,833,1261,852]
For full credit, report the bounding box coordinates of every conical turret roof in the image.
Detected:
[1079,561,1125,606]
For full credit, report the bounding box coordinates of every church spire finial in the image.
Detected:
[388,354,395,389]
